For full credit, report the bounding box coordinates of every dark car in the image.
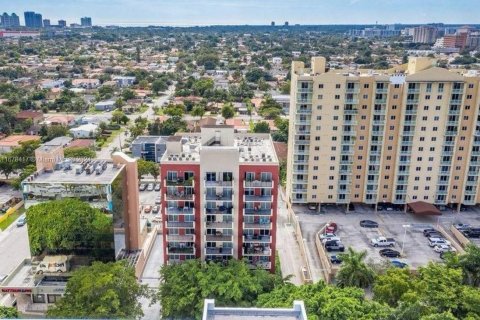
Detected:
[464,228,480,238]
[360,220,379,228]
[330,255,342,264]
[423,229,441,237]
[391,260,408,268]
[379,249,401,258]
[325,241,345,252]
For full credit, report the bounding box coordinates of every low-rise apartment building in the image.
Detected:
[287,56,480,209]
[160,126,279,272]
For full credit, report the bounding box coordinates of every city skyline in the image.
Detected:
[1,0,479,27]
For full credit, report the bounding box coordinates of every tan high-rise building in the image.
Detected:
[287,57,480,209]
[413,26,438,44]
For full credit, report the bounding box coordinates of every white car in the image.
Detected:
[434,244,457,253]
[428,238,451,247]
[147,183,154,191]
[322,236,341,244]
[320,233,338,241]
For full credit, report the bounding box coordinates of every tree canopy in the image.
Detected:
[221,103,235,119]
[63,147,96,159]
[47,261,150,319]
[0,306,19,319]
[253,121,271,133]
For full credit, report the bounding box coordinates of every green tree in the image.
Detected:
[191,105,205,119]
[0,306,19,319]
[164,104,185,117]
[137,159,159,179]
[258,96,283,119]
[456,244,480,286]
[11,164,36,189]
[221,103,235,119]
[63,147,96,159]
[272,118,289,142]
[26,199,113,259]
[0,155,16,179]
[373,267,414,307]
[40,125,69,142]
[47,261,150,319]
[280,80,291,94]
[253,121,271,133]
[111,110,126,124]
[159,259,281,319]
[336,247,376,288]
[9,140,41,171]
[151,79,168,94]
[148,116,187,136]
[122,88,136,101]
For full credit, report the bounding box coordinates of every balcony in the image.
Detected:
[205,193,233,201]
[165,178,194,187]
[247,261,272,270]
[407,88,420,94]
[244,195,273,202]
[345,98,359,104]
[405,109,417,115]
[297,108,312,114]
[206,221,233,228]
[166,234,195,242]
[448,109,461,115]
[205,206,233,215]
[165,191,194,201]
[205,234,233,242]
[166,207,194,215]
[205,247,233,255]
[244,179,274,188]
[294,149,309,155]
[204,180,233,187]
[244,208,272,216]
[344,109,358,115]
[166,221,194,228]
[243,222,272,230]
[346,88,360,94]
[243,247,272,256]
[376,88,388,94]
[243,235,272,243]
[166,246,195,255]
[374,98,387,104]
[295,139,311,145]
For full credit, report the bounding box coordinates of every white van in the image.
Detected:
[37,255,70,274]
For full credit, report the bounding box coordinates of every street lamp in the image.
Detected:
[401,224,411,255]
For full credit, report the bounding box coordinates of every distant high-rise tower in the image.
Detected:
[1,13,20,27]
[81,17,92,27]
[58,20,66,28]
[43,19,50,27]
[271,21,275,26]
[24,11,42,28]
[284,21,289,26]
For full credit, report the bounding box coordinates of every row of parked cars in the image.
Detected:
[139,182,161,192]
[454,223,480,238]
[423,228,456,255]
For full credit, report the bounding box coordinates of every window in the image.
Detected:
[318,94,323,99]
[363,94,368,99]
[364,84,369,89]
[469,83,474,89]
[336,84,341,89]
[437,95,442,100]
[393,94,399,99]
[335,95,340,100]
[47,294,62,304]
[467,95,473,100]
[319,84,324,89]
[425,95,430,100]
[33,294,46,304]
[435,106,441,110]
[317,105,322,110]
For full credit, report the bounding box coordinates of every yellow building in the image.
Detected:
[287,57,480,209]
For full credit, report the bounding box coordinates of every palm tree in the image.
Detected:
[336,247,376,288]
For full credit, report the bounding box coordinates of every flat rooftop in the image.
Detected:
[161,133,278,164]
[202,300,307,320]
[131,135,168,144]
[24,160,125,185]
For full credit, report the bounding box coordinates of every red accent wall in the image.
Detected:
[238,164,279,273]
[160,163,201,264]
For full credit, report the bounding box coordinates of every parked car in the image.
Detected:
[428,238,451,247]
[325,222,338,233]
[144,205,152,213]
[453,223,470,231]
[324,240,345,252]
[360,220,378,228]
[322,236,341,244]
[330,255,342,264]
[423,229,442,237]
[139,183,147,191]
[152,206,159,214]
[463,228,480,238]
[147,183,154,191]
[16,215,27,227]
[434,244,457,253]
[320,233,338,240]
[308,203,318,211]
[152,216,162,224]
[371,237,396,247]
[154,183,161,191]
[391,260,408,268]
[379,249,401,258]
[155,197,162,205]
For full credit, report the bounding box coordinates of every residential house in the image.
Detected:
[70,123,99,139]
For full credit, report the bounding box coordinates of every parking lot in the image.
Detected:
[294,204,461,273]
[138,180,162,222]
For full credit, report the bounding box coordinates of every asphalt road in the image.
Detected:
[0,216,30,276]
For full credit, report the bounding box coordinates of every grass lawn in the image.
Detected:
[154,107,164,116]
[136,104,149,114]
[87,105,104,114]
[104,128,125,145]
[0,207,25,231]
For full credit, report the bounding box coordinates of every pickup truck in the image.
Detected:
[370,237,396,247]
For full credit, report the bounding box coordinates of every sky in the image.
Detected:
[1,0,479,26]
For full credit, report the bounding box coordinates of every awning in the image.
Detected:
[407,201,442,216]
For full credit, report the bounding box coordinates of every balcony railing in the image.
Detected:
[166,207,194,215]
[247,261,272,270]
[243,222,272,230]
[206,221,233,228]
[166,221,195,228]
[165,192,194,201]
[166,247,195,254]
[244,195,273,202]
[204,180,233,187]
[244,208,272,216]
[243,235,272,243]
[205,234,233,242]
[205,193,233,201]
[244,180,274,188]
[243,247,272,256]
[205,247,233,255]
[205,206,233,215]
[166,234,195,242]
[165,178,194,187]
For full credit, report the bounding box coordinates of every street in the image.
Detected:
[0,217,29,277]
[140,234,163,319]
